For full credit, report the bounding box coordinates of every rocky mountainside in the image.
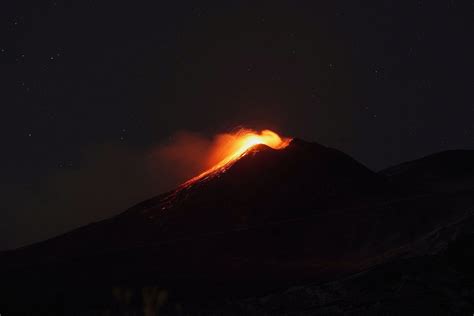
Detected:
[2,140,474,315]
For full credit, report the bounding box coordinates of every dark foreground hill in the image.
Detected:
[1,140,474,315]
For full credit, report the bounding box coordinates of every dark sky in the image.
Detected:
[1,0,473,250]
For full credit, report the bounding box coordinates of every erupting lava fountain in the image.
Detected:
[184,129,292,186]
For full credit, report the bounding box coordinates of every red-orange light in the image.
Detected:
[184,129,291,185]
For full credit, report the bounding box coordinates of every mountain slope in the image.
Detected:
[2,140,474,315]
[3,139,384,263]
[380,149,474,192]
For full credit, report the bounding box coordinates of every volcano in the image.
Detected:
[2,137,474,315]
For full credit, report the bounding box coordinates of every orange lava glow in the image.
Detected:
[184,129,291,185]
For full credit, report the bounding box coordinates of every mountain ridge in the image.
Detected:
[2,139,474,314]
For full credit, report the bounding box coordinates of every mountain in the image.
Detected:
[2,139,384,265]
[2,140,474,315]
[381,149,474,192]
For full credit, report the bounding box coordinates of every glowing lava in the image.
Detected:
[184,129,291,186]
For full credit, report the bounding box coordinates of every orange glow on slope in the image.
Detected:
[184,129,291,185]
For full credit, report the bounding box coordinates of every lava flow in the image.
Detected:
[183,129,291,186]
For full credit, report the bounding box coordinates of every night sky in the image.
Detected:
[2,1,473,250]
